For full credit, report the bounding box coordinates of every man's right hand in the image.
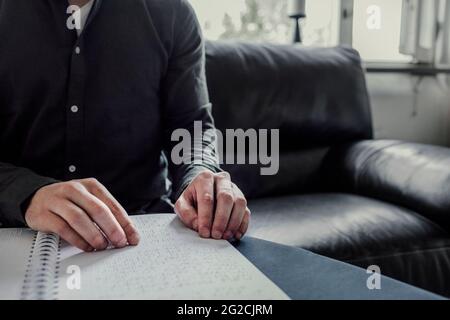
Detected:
[25,178,140,252]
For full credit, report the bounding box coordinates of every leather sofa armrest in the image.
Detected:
[324,140,450,228]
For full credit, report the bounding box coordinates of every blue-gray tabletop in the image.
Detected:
[234,237,444,300]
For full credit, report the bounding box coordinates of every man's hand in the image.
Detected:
[175,171,250,241]
[25,178,140,252]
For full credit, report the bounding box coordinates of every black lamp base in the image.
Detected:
[290,14,305,44]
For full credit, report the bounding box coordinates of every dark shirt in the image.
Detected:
[0,0,220,227]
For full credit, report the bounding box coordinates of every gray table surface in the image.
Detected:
[234,237,444,300]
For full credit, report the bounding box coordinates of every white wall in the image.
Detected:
[367,73,450,147]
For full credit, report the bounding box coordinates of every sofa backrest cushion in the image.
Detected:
[204,41,373,197]
[205,41,372,148]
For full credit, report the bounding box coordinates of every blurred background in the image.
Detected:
[189,0,450,147]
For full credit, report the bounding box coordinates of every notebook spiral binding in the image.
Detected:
[21,232,61,300]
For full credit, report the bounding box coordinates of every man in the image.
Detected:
[0,0,250,251]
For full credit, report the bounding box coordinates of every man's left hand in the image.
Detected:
[175,170,250,240]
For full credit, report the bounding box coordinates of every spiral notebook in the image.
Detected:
[0,214,289,300]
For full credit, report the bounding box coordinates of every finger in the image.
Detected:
[175,189,198,231]
[43,211,93,252]
[52,199,109,251]
[236,208,251,240]
[82,178,140,246]
[223,185,247,240]
[65,182,127,248]
[212,172,234,240]
[195,171,215,238]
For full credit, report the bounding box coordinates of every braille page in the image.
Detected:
[0,229,36,299]
[57,214,289,300]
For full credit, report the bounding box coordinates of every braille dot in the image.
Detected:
[75,46,81,54]
[69,165,77,173]
[71,105,79,113]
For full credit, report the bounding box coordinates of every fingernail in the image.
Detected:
[212,230,222,239]
[130,232,140,245]
[235,232,243,240]
[86,246,94,252]
[192,219,198,231]
[200,228,210,238]
[223,231,233,240]
[96,238,109,250]
[116,238,128,248]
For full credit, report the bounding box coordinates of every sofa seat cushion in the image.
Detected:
[247,193,450,296]
[248,193,449,259]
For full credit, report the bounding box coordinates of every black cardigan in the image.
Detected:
[0,0,220,226]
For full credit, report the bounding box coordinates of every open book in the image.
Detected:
[0,214,289,300]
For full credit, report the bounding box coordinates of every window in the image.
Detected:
[302,0,340,47]
[189,0,290,43]
[351,0,412,62]
[189,0,340,46]
[188,0,423,63]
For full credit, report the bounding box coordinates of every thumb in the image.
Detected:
[174,190,198,231]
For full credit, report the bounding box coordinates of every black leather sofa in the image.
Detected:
[205,41,450,297]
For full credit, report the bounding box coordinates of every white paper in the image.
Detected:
[57,214,289,300]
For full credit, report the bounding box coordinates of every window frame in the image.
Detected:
[339,0,354,46]
[338,0,450,74]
